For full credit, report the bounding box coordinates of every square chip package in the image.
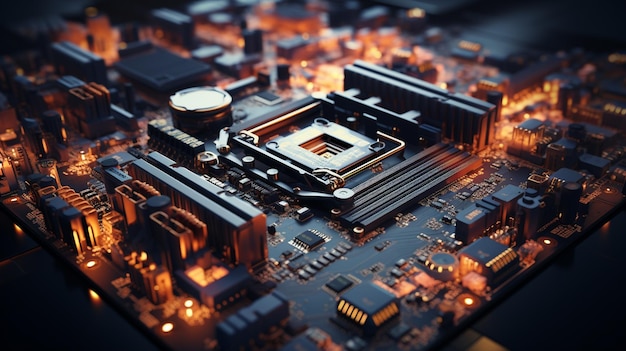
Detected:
[254,91,283,105]
[325,275,354,294]
[114,47,211,92]
[290,230,328,252]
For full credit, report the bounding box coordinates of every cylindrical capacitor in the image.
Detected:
[42,110,66,144]
[60,206,85,254]
[99,157,120,197]
[242,155,255,168]
[559,182,582,224]
[169,86,233,135]
[267,168,279,181]
[516,196,542,245]
[346,116,358,130]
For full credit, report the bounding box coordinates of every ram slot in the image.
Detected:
[340,144,481,236]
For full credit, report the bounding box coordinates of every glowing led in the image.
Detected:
[542,238,552,245]
[407,8,425,18]
[161,322,174,333]
[184,299,194,308]
[14,224,23,235]
[300,60,308,68]
[89,289,100,301]
[463,297,474,306]
[186,308,193,318]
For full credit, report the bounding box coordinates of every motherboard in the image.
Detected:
[1,1,625,350]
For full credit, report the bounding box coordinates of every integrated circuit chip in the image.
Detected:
[326,275,354,294]
[114,47,211,92]
[337,282,399,333]
[254,91,283,105]
[290,230,327,252]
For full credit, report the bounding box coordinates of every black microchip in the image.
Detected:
[293,230,325,251]
[254,90,283,105]
[114,48,211,92]
[326,275,354,294]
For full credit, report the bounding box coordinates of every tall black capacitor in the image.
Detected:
[42,110,66,145]
[243,29,263,55]
[516,196,542,245]
[559,182,582,224]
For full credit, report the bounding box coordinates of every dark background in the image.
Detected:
[1,1,626,350]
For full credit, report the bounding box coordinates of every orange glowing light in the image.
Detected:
[86,260,97,268]
[14,224,23,234]
[463,297,474,306]
[89,289,100,301]
[300,60,308,68]
[161,322,174,333]
[186,308,193,318]
[184,299,193,308]
[85,7,98,18]
[542,238,552,245]
[408,8,425,18]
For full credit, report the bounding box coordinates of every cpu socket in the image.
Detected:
[265,119,383,173]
